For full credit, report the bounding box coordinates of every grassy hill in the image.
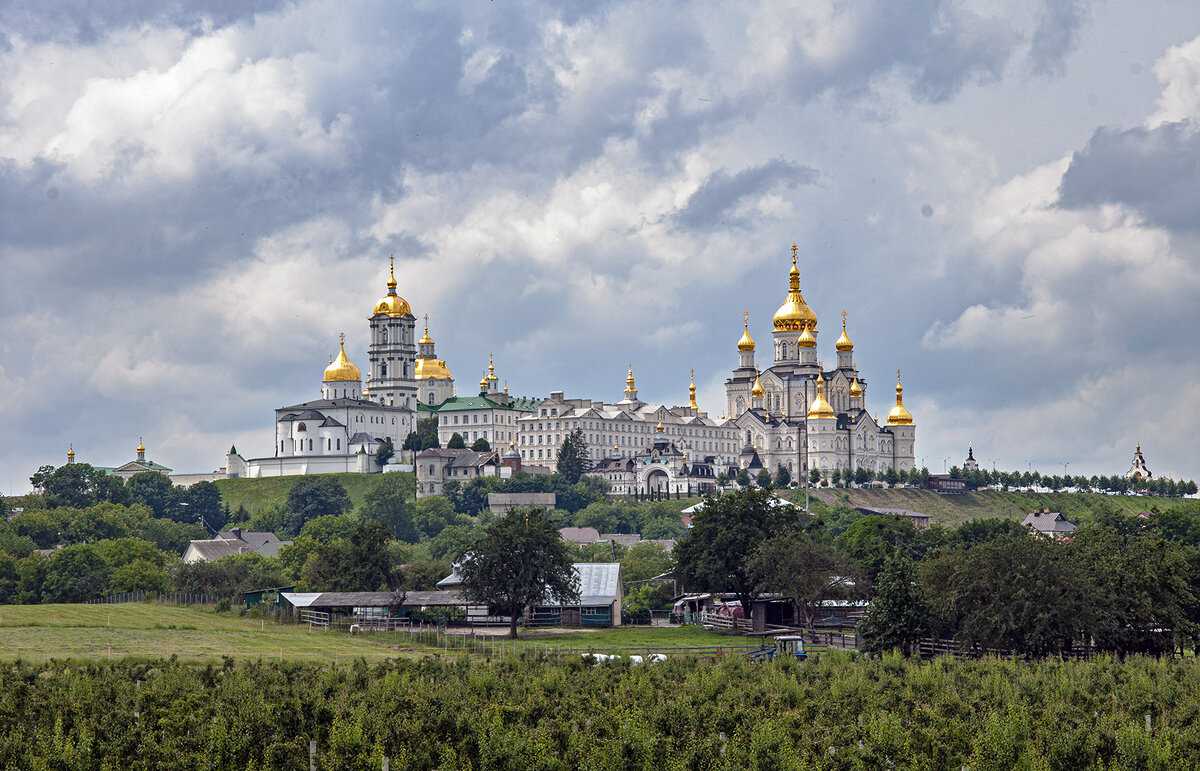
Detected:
[796,487,1198,527]
[214,472,414,517]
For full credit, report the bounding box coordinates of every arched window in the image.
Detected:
[296,422,307,432]
[380,362,388,378]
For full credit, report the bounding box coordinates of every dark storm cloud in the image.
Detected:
[1059,121,1200,232]
[674,160,818,231]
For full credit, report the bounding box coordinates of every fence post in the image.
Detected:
[309,739,317,771]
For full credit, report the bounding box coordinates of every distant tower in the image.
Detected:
[367,256,417,408]
[414,315,454,406]
[885,369,917,472]
[835,310,855,371]
[771,243,818,365]
[66,445,75,464]
[136,437,146,463]
[689,369,699,411]
[623,366,639,403]
[964,446,979,472]
[806,369,837,474]
[1126,444,1153,481]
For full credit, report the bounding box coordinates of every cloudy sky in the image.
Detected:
[3,0,1199,493]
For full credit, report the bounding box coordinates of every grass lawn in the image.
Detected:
[0,603,433,663]
[214,472,414,517]
[0,604,746,662]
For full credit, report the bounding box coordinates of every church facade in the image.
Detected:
[723,244,916,480]
[227,259,424,478]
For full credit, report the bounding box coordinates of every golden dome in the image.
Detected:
[136,437,145,454]
[655,418,665,432]
[797,325,816,348]
[415,357,453,381]
[835,310,854,352]
[372,256,413,318]
[737,311,756,352]
[751,370,765,398]
[323,333,362,382]
[625,366,637,398]
[479,372,489,391]
[849,376,863,399]
[807,372,836,420]
[487,353,498,383]
[886,369,914,426]
[689,368,699,410]
[67,445,75,463]
[418,315,434,345]
[772,243,818,332]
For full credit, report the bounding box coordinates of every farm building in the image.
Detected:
[183,528,291,563]
[488,492,557,514]
[438,562,624,627]
[279,590,502,627]
[854,506,931,529]
[1022,508,1078,540]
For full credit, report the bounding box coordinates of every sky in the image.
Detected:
[2,0,1200,494]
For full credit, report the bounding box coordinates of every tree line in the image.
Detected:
[676,489,1200,657]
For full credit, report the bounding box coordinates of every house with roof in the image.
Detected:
[854,506,931,529]
[182,528,292,563]
[415,448,500,498]
[435,562,623,627]
[1022,508,1077,540]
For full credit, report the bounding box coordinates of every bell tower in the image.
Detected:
[366,256,417,408]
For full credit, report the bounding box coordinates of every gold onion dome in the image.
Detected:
[772,243,818,332]
[323,333,362,382]
[487,353,498,383]
[625,366,637,396]
[67,445,75,463]
[418,316,434,345]
[849,376,863,399]
[136,437,146,454]
[689,368,699,410]
[479,372,490,391]
[737,311,756,352]
[751,370,765,398]
[886,369,914,426]
[414,358,453,381]
[655,418,665,432]
[835,310,854,352]
[372,256,413,318]
[797,325,816,348]
[807,372,836,419]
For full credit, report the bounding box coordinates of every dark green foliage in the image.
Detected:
[755,468,772,488]
[33,463,128,509]
[360,473,417,541]
[7,656,1200,767]
[839,515,923,584]
[284,477,351,536]
[736,469,751,488]
[300,520,401,593]
[185,481,225,531]
[470,437,490,452]
[676,489,798,616]
[127,472,182,520]
[425,524,478,562]
[446,433,466,449]
[404,417,441,451]
[458,507,579,637]
[40,544,112,602]
[774,464,791,488]
[859,554,929,655]
[375,437,395,467]
[555,428,590,484]
[171,553,289,600]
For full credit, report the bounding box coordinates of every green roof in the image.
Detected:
[429,394,539,413]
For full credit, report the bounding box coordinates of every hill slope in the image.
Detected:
[214,472,414,517]
[801,487,1197,527]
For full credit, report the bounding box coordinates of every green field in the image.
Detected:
[214,472,414,517]
[0,604,735,662]
[801,487,1197,527]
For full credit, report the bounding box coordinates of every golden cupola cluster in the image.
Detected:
[849,376,863,399]
[372,255,413,318]
[323,333,362,382]
[624,366,638,398]
[414,316,453,381]
[835,310,854,352]
[772,243,818,332]
[66,445,76,463]
[737,311,756,351]
[886,369,914,426]
[487,353,498,386]
[807,371,836,419]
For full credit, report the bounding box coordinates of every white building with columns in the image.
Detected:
[724,244,916,480]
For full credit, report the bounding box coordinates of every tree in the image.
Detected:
[41,464,107,509]
[736,469,751,488]
[447,433,466,449]
[361,473,418,541]
[127,472,181,520]
[556,428,591,484]
[858,554,929,655]
[830,469,842,488]
[755,468,772,489]
[109,559,170,594]
[426,524,478,562]
[470,437,491,452]
[185,481,225,532]
[0,554,18,604]
[284,477,351,536]
[809,468,821,486]
[775,465,792,488]
[458,507,579,638]
[884,467,899,487]
[404,417,441,451]
[301,519,402,593]
[171,553,288,600]
[375,437,395,467]
[854,467,870,486]
[413,496,460,539]
[839,515,923,584]
[675,489,797,619]
[41,544,112,602]
[750,532,855,631]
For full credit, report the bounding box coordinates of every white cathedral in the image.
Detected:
[722,244,916,480]
[227,258,454,478]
